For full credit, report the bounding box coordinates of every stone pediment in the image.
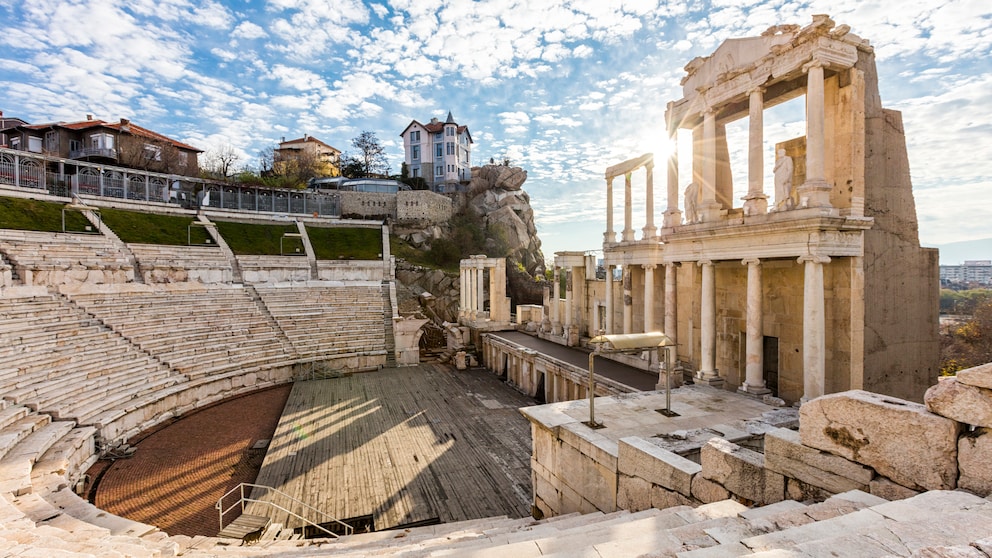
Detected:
[682,32,796,95]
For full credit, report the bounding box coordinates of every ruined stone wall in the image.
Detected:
[338,191,396,220]
[396,190,453,224]
[525,367,992,518]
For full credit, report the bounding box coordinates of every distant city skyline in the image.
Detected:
[1,1,989,263]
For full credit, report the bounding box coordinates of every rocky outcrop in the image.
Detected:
[393,164,547,317]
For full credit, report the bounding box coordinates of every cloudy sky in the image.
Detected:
[1,0,990,262]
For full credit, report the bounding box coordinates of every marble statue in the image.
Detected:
[684,182,699,223]
[774,149,794,210]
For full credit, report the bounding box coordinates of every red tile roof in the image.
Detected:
[18,118,202,152]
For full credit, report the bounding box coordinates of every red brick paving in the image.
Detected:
[88,384,292,537]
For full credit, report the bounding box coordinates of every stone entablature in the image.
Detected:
[522,367,992,519]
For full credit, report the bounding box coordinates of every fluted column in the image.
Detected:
[605,177,616,243]
[642,162,657,239]
[696,260,721,384]
[664,263,677,342]
[622,267,633,334]
[643,264,656,332]
[799,60,832,208]
[800,255,830,403]
[605,265,614,334]
[460,264,468,318]
[622,172,635,241]
[743,89,768,216]
[741,259,770,395]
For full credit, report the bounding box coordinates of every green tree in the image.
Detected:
[941,297,992,375]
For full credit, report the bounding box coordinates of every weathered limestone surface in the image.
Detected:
[958,428,992,497]
[617,437,700,497]
[800,390,959,490]
[958,363,992,390]
[925,377,992,428]
[701,437,784,505]
[764,427,873,494]
[868,476,921,501]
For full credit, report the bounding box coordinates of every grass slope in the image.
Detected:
[98,208,211,245]
[0,196,92,232]
[307,226,382,260]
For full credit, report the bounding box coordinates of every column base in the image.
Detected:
[797,180,832,208]
[699,201,723,223]
[662,209,682,228]
[738,384,771,397]
[641,225,658,240]
[604,231,617,243]
[621,228,636,242]
[742,194,768,216]
[694,371,724,387]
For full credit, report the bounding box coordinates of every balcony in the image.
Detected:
[70,147,117,161]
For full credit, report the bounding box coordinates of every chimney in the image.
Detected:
[304,133,309,140]
[86,114,93,121]
[120,118,130,132]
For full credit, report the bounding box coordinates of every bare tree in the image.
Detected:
[118,136,192,176]
[341,131,389,178]
[202,144,241,180]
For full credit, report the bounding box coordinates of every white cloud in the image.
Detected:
[232,21,268,40]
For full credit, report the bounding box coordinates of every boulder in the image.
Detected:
[958,427,992,496]
[925,377,992,428]
[799,390,960,490]
[958,363,992,390]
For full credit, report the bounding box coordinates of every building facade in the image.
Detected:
[274,135,341,178]
[940,261,992,286]
[0,116,201,176]
[400,112,472,192]
[542,16,939,405]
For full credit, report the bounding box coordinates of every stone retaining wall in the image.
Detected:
[523,364,992,518]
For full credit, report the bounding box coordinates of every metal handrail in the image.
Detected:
[216,482,354,539]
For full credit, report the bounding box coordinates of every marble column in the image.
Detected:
[800,60,832,208]
[563,269,573,333]
[800,255,830,403]
[622,172,635,241]
[696,260,721,384]
[552,266,561,333]
[664,263,677,342]
[476,264,485,318]
[643,264,656,332]
[741,259,770,395]
[699,110,722,222]
[642,162,657,239]
[459,265,467,318]
[743,89,768,216]
[605,265,614,334]
[622,267,633,334]
[605,177,616,243]
[663,105,682,228]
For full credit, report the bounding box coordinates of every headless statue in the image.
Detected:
[773,148,794,211]
[684,182,699,223]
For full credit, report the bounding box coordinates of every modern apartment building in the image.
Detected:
[941,260,992,286]
[274,135,341,178]
[400,112,472,192]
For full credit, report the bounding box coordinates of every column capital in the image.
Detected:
[697,259,713,267]
[665,261,682,269]
[741,258,761,267]
[748,86,766,97]
[798,254,831,265]
[643,263,657,271]
[803,57,825,73]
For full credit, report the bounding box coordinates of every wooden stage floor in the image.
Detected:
[248,364,536,531]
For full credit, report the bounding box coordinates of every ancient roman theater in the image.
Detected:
[1,16,991,557]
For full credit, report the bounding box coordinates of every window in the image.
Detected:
[10,137,20,150]
[69,139,81,153]
[434,132,442,140]
[177,151,188,166]
[448,164,454,173]
[411,130,420,142]
[412,145,420,160]
[90,133,114,150]
[412,168,419,178]
[446,126,454,136]
[435,144,443,158]
[28,136,42,153]
[446,142,454,155]
[45,131,58,152]
[435,165,443,177]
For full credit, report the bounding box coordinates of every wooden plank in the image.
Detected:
[250,364,534,532]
